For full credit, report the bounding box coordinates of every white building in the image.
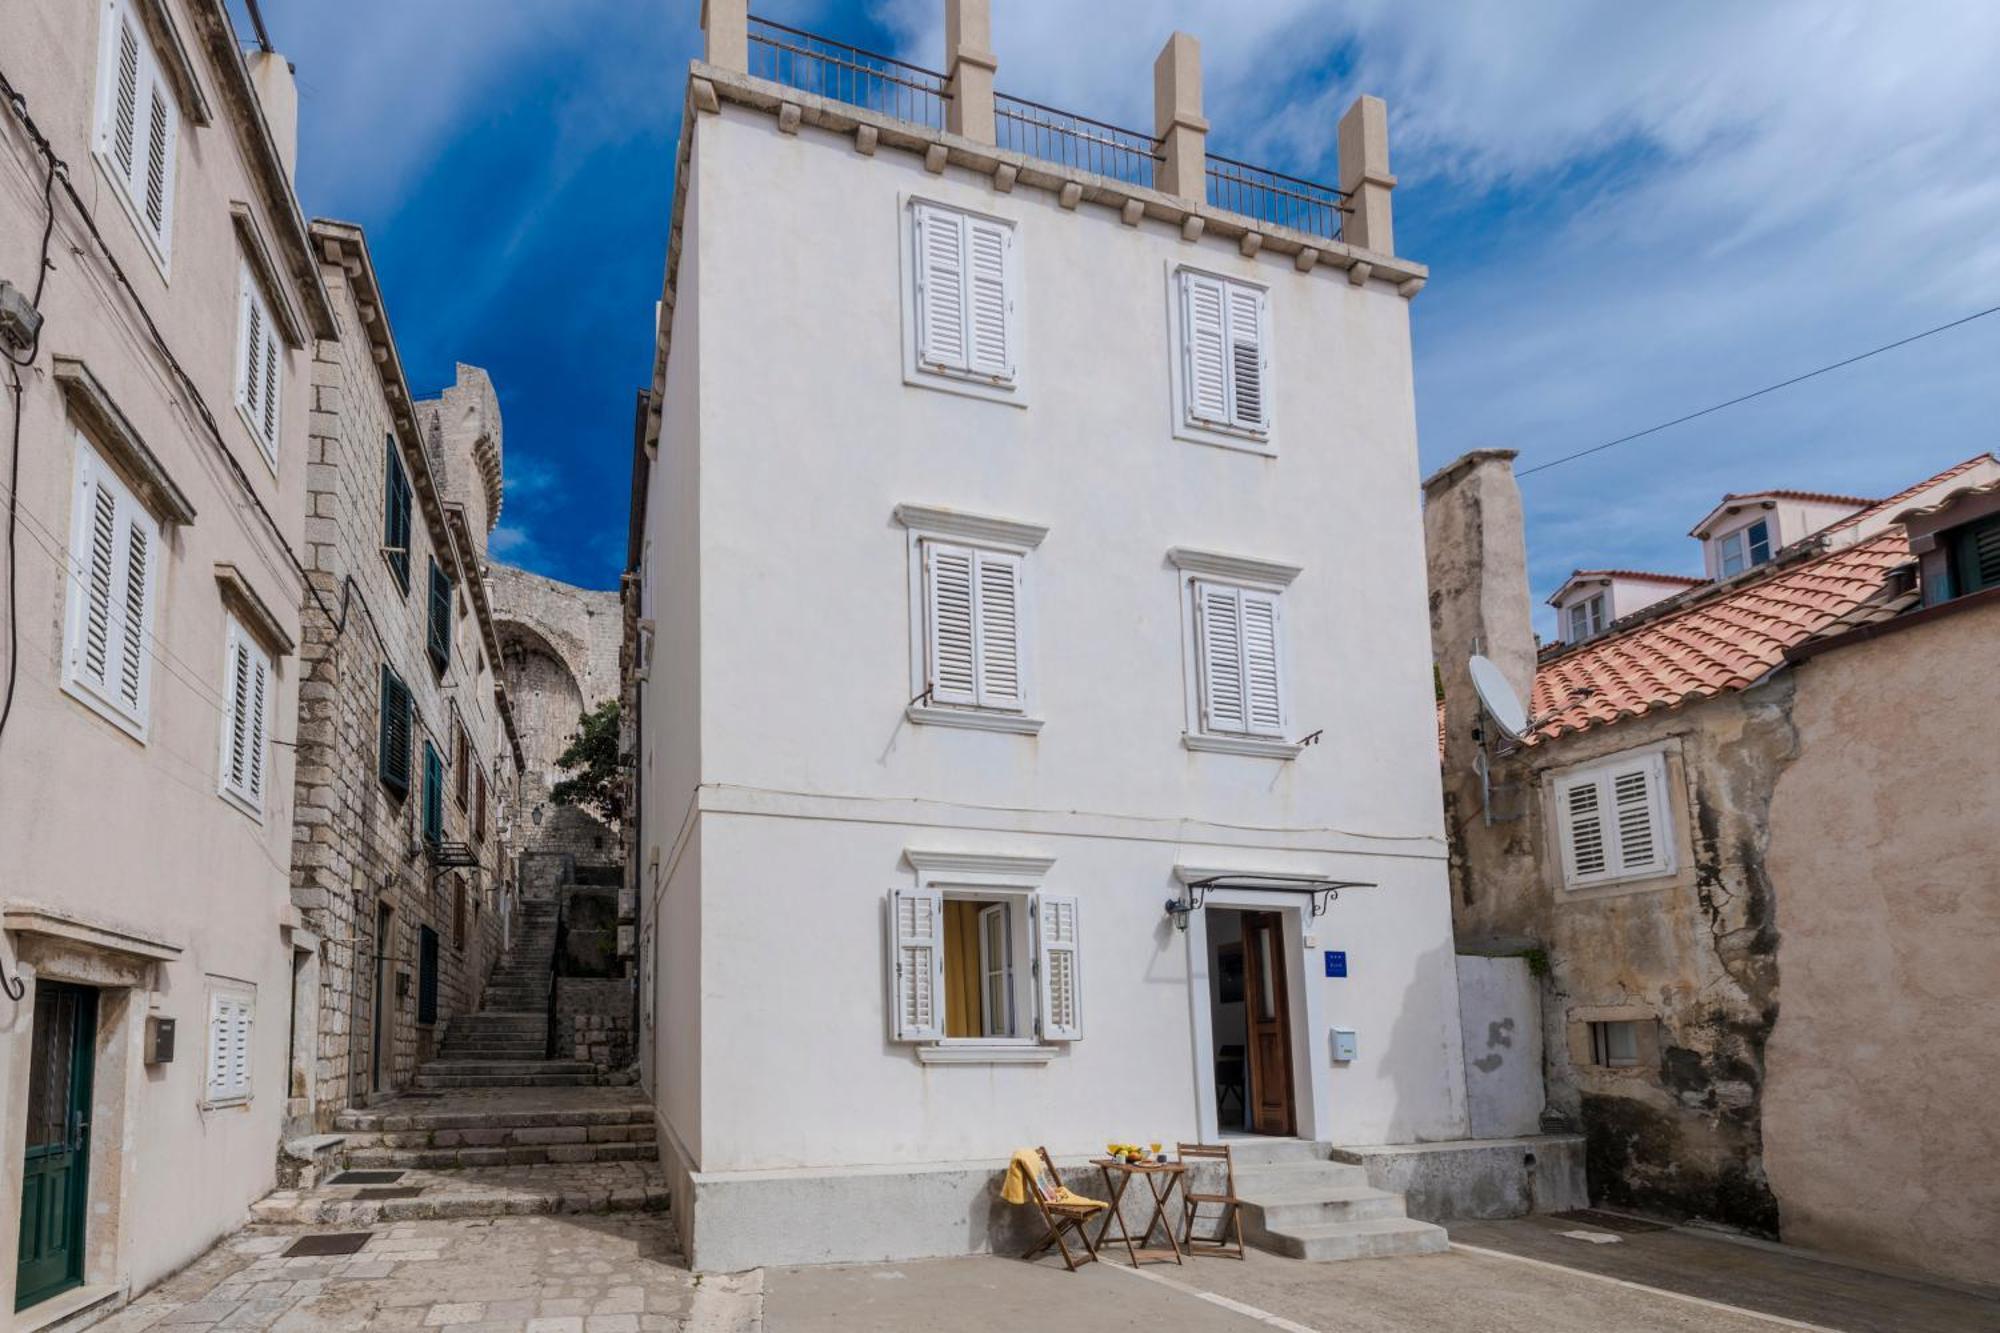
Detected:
[631,0,1474,1268]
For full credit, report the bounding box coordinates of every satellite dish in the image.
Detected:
[1468,655,1529,742]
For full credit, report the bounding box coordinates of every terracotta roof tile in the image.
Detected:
[1563,569,1706,585]
[1821,454,1997,535]
[1720,488,1876,507]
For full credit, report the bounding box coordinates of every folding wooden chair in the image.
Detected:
[1177,1142,1246,1259]
[1020,1147,1102,1271]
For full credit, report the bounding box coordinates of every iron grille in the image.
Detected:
[1205,155,1349,243]
[746,16,950,131]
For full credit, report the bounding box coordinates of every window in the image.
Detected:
[896,504,1046,734]
[903,198,1021,402]
[1590,1021,1641,1068]
[217,615,272,816]
[383,435,412,593]
[1172,267,1271,447]
[378,665,413,795]
[1566,593,1607,643]
[426,558,451,676]
[1717,519,1772,578]
[63,436,160,738]
[890,887,1080,1053]
[454,718,470,809]
[234,265,282,467]
[1947,513,2000,597]
[93,0,178,264]
[204,986,254,1105]
[1552,749,1676,889]
[422,741,444,846]
[1172,550,1302,758]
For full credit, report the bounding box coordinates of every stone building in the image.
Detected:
[0,2,334,1320]
[288,228,523,1126]
[1427,448,2000,1284]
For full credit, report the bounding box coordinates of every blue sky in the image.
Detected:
[257,1,2000,631]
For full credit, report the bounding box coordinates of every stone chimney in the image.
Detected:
[248,51,298,182]
[414,365,505,560]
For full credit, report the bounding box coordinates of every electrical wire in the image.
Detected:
[1516,304,2000,479]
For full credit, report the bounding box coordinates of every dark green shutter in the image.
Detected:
[422,741,444,845]
[383,436,412,594]
[427,559,451,675]
[378,666,412,795]
[1952,515,2000,596]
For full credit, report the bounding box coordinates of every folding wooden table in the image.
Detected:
[1089,1158,1187,1267]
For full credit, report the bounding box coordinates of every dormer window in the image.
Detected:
[1944,513,2000,599]
[1717,519,1771,577]
[1566,593,1607,643]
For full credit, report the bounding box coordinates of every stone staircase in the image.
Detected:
[1230,1138,1450,1261]
[420,897,596,1089]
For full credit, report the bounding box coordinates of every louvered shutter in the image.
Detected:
[247,650,268,803]
[914,204,969,373]
[383,435,412,591]
[67,445,156,731]
[1181,272,1230,425]
[973,549,1023,709]
[1225,282,1269,431]
[258,317,280,459]
[378,666,412,795]
[1240,589,1285,736]
[888,887,945,1041]
[924,541,978,707]
[77,478,120,697]
[110,16,140,184]
[99,5,176,257]
[423,742,444,844]
[223,624,252,795]
[1194,581,1247,734]
[142,79,173,248]
[427,559,452,674]
[1035,894,1082,1041]
[1556,772,1610,886]
[1609,758,1670,877]
[207,992,252,1102]
[964,216,1013,381]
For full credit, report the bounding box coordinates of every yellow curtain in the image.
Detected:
[943,900,981,1038]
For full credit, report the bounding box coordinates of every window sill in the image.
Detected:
[1182,732,1300,760]
[1174,420,1276,458]
[907,704,1044,735]
[1561,867,1677,896]
[61,677,149,744]
[236,403,279,477]
[916,1043,1060,1065]
[218,787,266,823]
[93,150,172,280]
[902,363,1028,409]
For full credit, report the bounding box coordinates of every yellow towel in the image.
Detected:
[1001,1149,1106,1211]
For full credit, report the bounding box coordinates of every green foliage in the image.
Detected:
[550,700,623,823]
[1519,946,1551,979]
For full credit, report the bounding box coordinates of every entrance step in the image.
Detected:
[1229,1144,1449,1262]
[249,1162,667,1225]
[1247,1214,1451,1261]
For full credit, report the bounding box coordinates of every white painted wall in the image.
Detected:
[641,102,1465,1186]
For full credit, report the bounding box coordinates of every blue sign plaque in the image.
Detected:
[1324,950,1348,978]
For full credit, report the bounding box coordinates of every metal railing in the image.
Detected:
[995,93,1160,189]
[746,16,951,131]
[1205,154,1349,243]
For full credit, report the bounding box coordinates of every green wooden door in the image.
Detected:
[16,981,96,1312]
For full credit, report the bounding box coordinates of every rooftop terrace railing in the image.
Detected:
[745,16,950,132]
[1206,155,1348,244]
[994,93,1161,191]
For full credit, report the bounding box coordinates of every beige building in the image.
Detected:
[0,1,335,1324]
[1428,449,2000,1284]
[287,222,524,1126]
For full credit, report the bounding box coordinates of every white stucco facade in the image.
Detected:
[635,47,1466,1268]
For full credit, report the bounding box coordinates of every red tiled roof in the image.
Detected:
[1564,569,1706,585]
[1527,531,1909,741]
[1720,488,1876,507]
[1821,454,1997,535]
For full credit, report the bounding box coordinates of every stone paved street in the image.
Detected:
[85,1215,758,1333]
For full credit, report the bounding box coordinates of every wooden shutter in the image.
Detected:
[1240,589,1285,736]
[427,559,451,674]
[1194,581,1247,734]
[67,444,156,731]
[923,541,978,706]
[964,215,1013,381]
[206,992,252,1103]
[1181,271,1231,425]
[238,273,279,462]
[423,742,444,844]
[110,15,140,183]
[383,436,412,591]
[100,5,175,257]
[1225,282,1269,431]
[220,620,271,811]
[973,549,1023,709]
[913,204,968,373]
[1557,754,1673,887]
[1556,772,1609,886]
[1035,894,1082,1041]
[1609,756,1671,878]
[888,887,944,1042]
[378,665,412,795]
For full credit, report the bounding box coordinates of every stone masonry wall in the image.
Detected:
[557,978,634,1068]
[290,239,510,1125]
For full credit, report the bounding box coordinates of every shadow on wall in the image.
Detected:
[1383,936,1470,1146]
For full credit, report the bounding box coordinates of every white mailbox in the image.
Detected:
[1330,1027,1357,1063]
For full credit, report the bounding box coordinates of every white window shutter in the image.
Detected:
[1610,759,1669,877]
[142,77,173,250]
[110,15,141,183]
[1035,894,1082,1041]
[74,468,120,696]
[206,993,228,1101]
[238,279,260,419]
[1181,272,1230,425]
[923,541,978,706]
[66,446,155,731]
[207,992,251,1102]
[259,319,280,460]
[1225,282,1269,431]
[973,549,1022,709]
[1239,589,1285,736]
[888,887,945,1042]
[115,510,150,717]
[914,204,968,373]
[1194,581,1247,734]
[965,216,1013,382]
[1556,773,1610,886]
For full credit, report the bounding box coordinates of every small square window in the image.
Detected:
[1590,1020,1641,1068]
[1566,593,1606,643]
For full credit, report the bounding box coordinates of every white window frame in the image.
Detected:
[217,613,274,819]
[234,263,282,470]
[91,0,178,272]
[1167,262,1274,455]
[895,504,1047,735]
[1170,547,1303,759]
[1548,745,1678,891]
[1566,592,1606,643]
[899,194,1028,407]
[62,433,161,741]
[1715,516,1773,578]
[203,980,256,1107]
[891,849,1073,1064]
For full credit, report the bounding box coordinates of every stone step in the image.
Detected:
[334,1095,653,1135]
[341,1122,655,1150]
[1246,1215,1450,1262]
[439,1044,549,1057]
[344,1141,657,1170]
[420,1060,595,1076]
[414,1071,600,1088]
[1222,1138,1336,1167]
[1235,1161,1373,1190]
[1240,1184,1411,1231]
[251,1163,668,1225]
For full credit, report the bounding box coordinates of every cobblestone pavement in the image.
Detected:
[90,1215,760,1332]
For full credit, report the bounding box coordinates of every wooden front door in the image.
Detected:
[16,981,96,1312]
[1240,912,1295,1136]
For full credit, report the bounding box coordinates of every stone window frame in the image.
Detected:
[1565,1004,1662,1080]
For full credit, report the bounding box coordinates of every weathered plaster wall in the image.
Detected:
[1456,954,1545,1138]
[1763,599,2000,1285]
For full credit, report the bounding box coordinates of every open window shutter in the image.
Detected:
[205,992,229,1100]
[76,474,120,696]
[1181,272,1230,425]
[965,216,1012,381]
[379,667,411,795]
[923,541,978,706]
[1239,589,1285,736]
[247,648,269,804]
[914,205,968,372]
[1194,581,1247,734]
[142,74,174,251]
[1556,773,1610,886]
[1225,282,1268,431]
[1035,894,1082,1041]
[240,286,263,421]
[1610,759,1669,877]
[115,503,152,720]
[973,549,1022,709]
[229,999,252,1099]
[888,887,944,1041]
[259,316,280,458]
[223,624,252,796]
[110,16,140,184]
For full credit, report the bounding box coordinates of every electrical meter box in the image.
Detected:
[1330,1027,1358,1063]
